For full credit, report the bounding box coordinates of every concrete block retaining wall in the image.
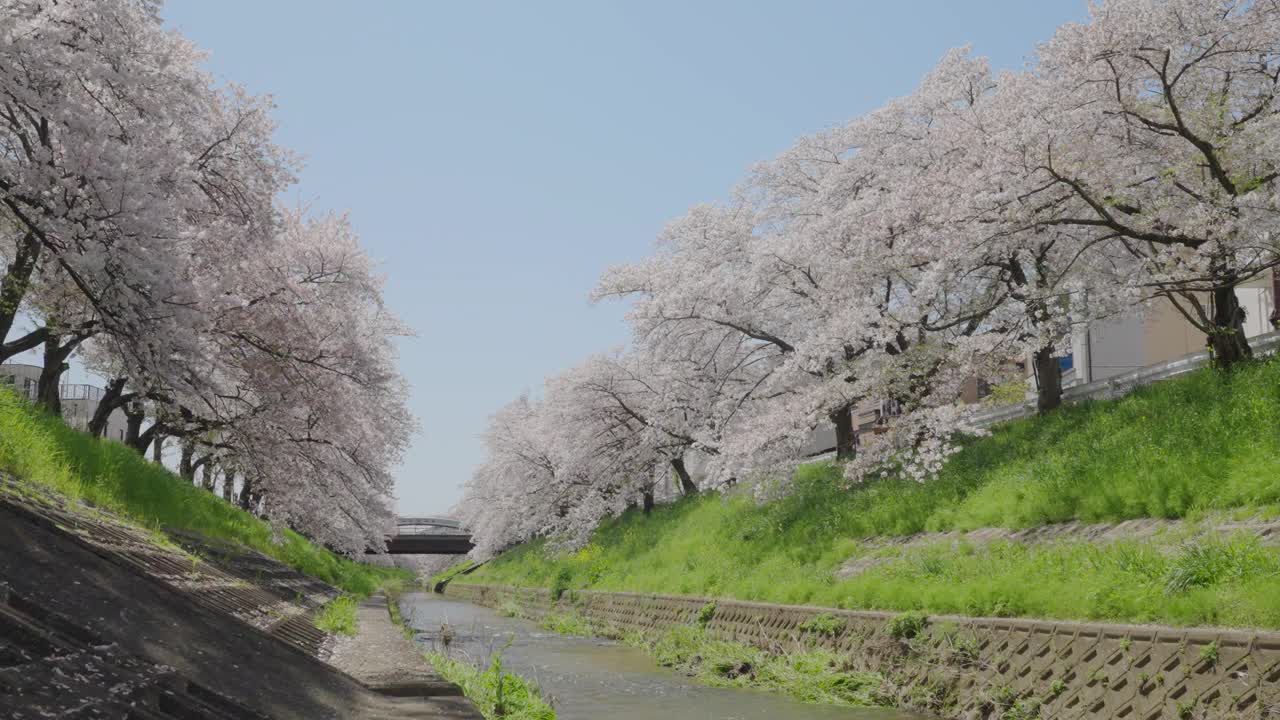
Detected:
[445,582,1280,719]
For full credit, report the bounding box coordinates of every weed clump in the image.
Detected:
[696,602,716,627]
[550,567,572,601]
[496,599,525,618]
[1164,538,1278,595]
[540,612,594,636]
[799,613,846,637]
[425,651,556,720]
[644,625,881,706]
[315,595,359,636]
[887,612,928,641]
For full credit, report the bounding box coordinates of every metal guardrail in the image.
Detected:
[967,329,1280,429]
[58,383,105,402]
[0,366,109,403]
[797,330,1280,461]
[396,516,462,529]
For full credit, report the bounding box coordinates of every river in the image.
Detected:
[399,592,926,720]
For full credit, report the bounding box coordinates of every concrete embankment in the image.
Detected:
[445,582,1280,720]
[0,476,480,719]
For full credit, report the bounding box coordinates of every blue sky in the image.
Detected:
[156,1,1087,514]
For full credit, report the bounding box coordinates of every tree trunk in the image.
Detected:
[35,348,63,416]
[671,456,698,496]
[131,422,160,455]
[123,403,145,449]
[0,231,40,348]
[830,404,856,461]
[0,327,47,365]
[88,377,128,437]
[238,475,262,512]
[222,469,236,503]
[151,433,164,463]
[199,461,216,492]
[1270,270,1280,329]
[35,330,83,415]
[1209,283,1252,370]
[179,443,195,481]
[242,479,266,515]
[1031,345,1063,413]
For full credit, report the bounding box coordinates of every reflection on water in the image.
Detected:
[400,592,927,720]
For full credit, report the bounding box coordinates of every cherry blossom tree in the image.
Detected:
[0,1,414,551]
[1,0,293,392]
[998,0,1280,369]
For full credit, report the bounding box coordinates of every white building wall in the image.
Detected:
[1084,312,1147,382]
[0,363,129,442]
[0,363,40,401]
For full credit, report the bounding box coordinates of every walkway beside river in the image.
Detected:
[329,594,470,701]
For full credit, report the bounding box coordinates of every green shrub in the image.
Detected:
[696,602,716,627]
[550,567,572,601]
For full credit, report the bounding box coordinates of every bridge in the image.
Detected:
[369,516,474,555]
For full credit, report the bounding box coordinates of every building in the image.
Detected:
[0,363,129,442]
[1044,272,1277,390]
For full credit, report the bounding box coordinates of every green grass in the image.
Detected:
[460,358,1280,628]
[0,387,409,596]
[529,609,882,707]
[835,536,1280,627]
[424,652,556,720]
[539,611,595,636]
[643,625,882,706]
[314,595,360,636]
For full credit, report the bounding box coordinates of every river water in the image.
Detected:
[400,592,925,720]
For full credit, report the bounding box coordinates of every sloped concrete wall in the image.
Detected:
[445,583,1280,719]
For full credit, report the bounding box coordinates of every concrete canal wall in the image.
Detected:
[1,476,479,719]
[446,582,1280,720]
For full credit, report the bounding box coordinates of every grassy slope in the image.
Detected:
[0,388,408,596]
[461,358,1280,628]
